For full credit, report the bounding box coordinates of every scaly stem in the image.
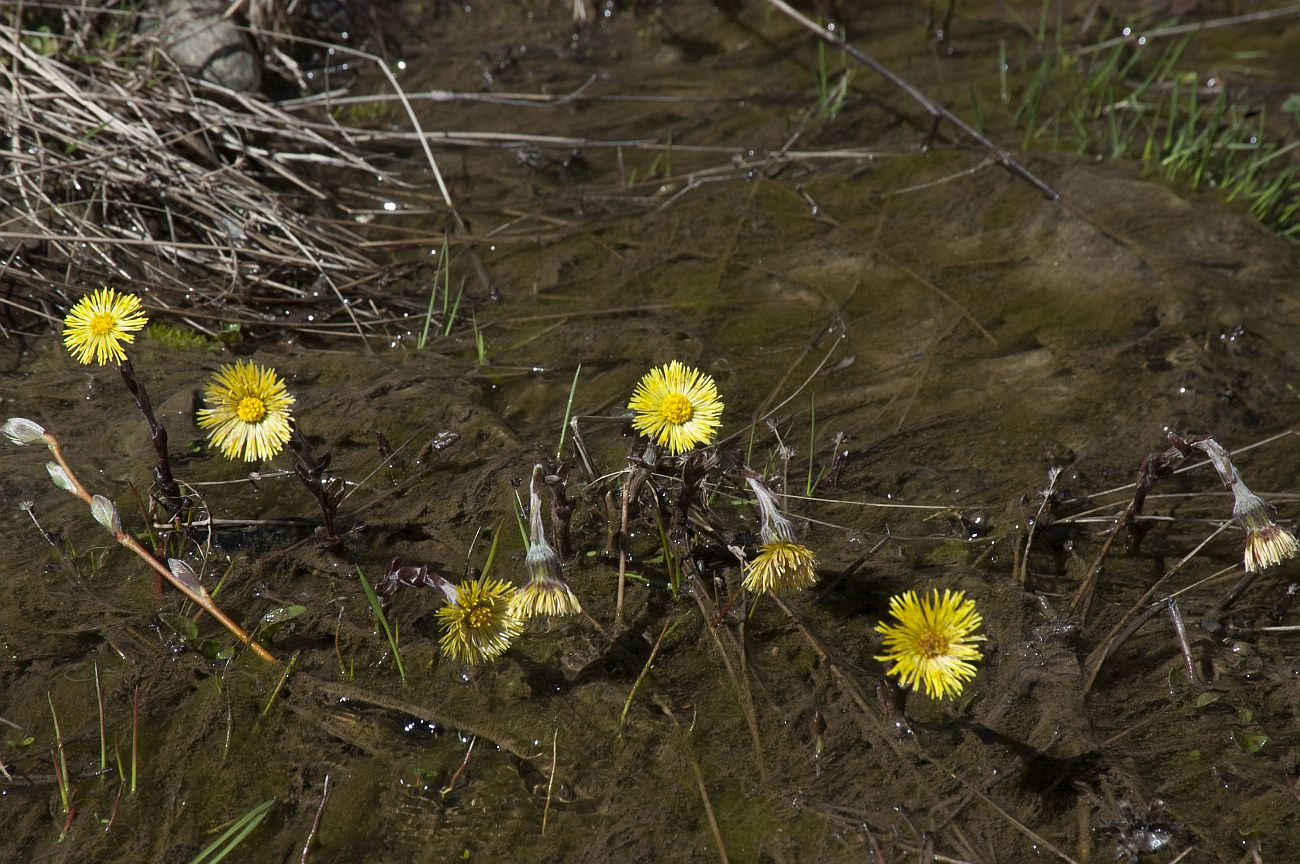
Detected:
[288,426,343,547]
[118,358,182,518]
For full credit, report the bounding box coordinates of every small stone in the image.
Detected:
[154,0,261,93]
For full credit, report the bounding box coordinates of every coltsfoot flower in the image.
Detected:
[628,360,723,456]
[875,589,985,700]
[437,574,524,665]
[1234,487,1298,574]
[62,287,149,366]
[513,465,582,619]
[742,472,819,595]
[744,540,819,595]
[197,360,295,461]
[513,561,583,618]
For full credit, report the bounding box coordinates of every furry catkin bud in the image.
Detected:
[91,495,121,534]
[2,417,45,446]
[46,461,75,494]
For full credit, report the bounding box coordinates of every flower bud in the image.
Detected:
[46,461,75,494]
[91,495,121,534]
[2,417,45,446]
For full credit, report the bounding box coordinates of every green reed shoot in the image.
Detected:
[358,569,405,683]
[556,363,581,460]
[480,520,504,578]
[472,314,487,365]
[513,489,531,550]
[94,662,107,775]
[261,651,299,717]
[130,685,139,795]
[47,693,70,816]
[187,798,277,864]
[651,507,681,598]
[417,235,450,349]
[814,30,852,119]
[805,393,817,497]
[443,275,463,338]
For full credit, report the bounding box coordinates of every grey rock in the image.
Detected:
[154,0,261,92]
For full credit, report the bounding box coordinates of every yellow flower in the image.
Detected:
[1234,487,1299,574]
[741,471,817,595]
[1245,524,1299,573]
[197,360,295,461]
[62,287,149,366]
[875,589,985,700]
[437,574,524,665]
[628,361,723,456]
[512,464,582,619]
[512,573,583,619]
[743,540,819,595]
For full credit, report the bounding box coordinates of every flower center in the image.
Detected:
[916,631,948,659]
[237,396,267,423]
[89,312,116,337]
[467,603,493,629]
[660,393,694,425]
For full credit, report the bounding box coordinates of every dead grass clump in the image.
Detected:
[0,5,396,341]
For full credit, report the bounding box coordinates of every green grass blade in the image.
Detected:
[358,569,405,682]
[555,364,582,460]
[188,798,277,864]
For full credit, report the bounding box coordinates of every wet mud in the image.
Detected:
[2,2,1300,862]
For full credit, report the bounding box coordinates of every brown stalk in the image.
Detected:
[1081,520,1231,691]
[1067,434,1198,622]
[118,358,183,518]
[300,773,331,864]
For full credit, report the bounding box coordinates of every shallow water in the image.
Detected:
[3,2,1300,862]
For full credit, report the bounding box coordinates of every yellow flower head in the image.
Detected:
[1234,486,1299,574]
[741,472,818,595]
[512,464,582,619]
[197,360,296,462]
[62,287,149,366]
[513,571,583,619]
[743,540,819,595]
[437,574,524,665]
[1245,523,1299,574]
[628,360,723,456]
[875,589,985,700]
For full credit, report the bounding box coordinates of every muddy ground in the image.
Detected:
[2,1,1300,862]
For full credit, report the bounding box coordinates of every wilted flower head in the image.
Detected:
[62,287,149,366]
[628,360,724,456]
[1232,482,1298,574]
[513,465,582,619]
[741,473,819,595]
[436,574,524,665]
[196,360,296,462]
[875,589,985,700]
